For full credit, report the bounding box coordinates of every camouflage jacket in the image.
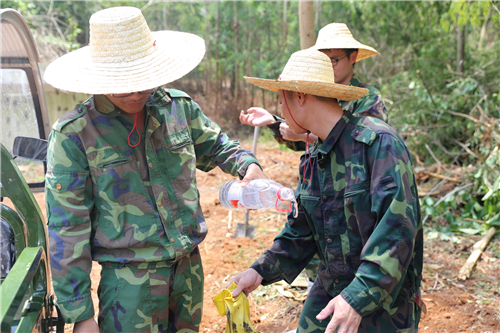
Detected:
[267,76,388,151]
[340,77,388,122]
[45,88,260,323]
[252,111,423,317]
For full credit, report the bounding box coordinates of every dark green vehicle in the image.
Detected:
[1,8,64,333]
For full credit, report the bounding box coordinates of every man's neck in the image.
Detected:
[338,72,354,86]
[306,101,344,141]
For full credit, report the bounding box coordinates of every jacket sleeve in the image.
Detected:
[251,205,317,285]
[45,130,94,324]
[341,134,420,316]
[266,115,307,151]
[186,100,261,177]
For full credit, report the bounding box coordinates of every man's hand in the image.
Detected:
[316,295,362,333]
[227,268,264,297]
[240,163,267,186]
[239,107,275,127]
[73,317,98,333]
[279,123,319,144]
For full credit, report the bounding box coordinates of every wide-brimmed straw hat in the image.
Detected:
[312,23,379,62]
[244,49,368,101]
[44,6,205,95]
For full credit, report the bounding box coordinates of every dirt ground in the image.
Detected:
[27,140,500,332]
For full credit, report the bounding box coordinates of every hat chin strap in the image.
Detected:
[282,91,313,185]
[128,113,141,148]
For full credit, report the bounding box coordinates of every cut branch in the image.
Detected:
[457,227,497,280]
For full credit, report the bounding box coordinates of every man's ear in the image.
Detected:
[349,51,358,64]
[297,92,307,106]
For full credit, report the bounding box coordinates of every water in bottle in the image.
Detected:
[219,179,298,217]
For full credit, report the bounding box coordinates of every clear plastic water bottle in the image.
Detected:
[219,179,298,217]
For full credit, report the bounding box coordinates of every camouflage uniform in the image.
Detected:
[266,77,389,283]
[252,111,424,332]
[266,76,388,152]
[46,88,261,331]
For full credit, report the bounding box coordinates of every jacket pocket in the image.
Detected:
[97,159,129,171]
[88,148,139,202]
[344,180,374,242]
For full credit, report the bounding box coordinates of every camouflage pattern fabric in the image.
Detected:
[98,247,203,333]
[251,111,423,331]
[339,77,388,122]
[266,77,388,152]
[298,277,421,333]
[304,255,320,282]
[46,88,260,324]
[0,218,16,279]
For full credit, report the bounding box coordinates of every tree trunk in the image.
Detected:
[163,3,168,30]
[282,0,288,47]
[204,1,211,96]
[299,0,315,49]
[233,1,239,104]
[314,0,321,30]
[214,2,220,110]
[479,7,492,51]
[457,23,466,75]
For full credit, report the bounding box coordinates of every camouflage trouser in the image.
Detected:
[98,247,204,333]
[304,254,320,282]
[298,278,421,333]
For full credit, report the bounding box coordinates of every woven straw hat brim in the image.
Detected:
[244,77,368,102]
[44,31,205,95]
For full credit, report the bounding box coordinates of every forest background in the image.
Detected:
[3,0,499,239]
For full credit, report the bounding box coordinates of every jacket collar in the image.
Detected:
[348,76,361,87]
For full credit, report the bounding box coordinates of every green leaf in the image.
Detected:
[457,228,481,235]
[427,231,439,239]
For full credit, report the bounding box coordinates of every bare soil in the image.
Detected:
[27,141,500,332]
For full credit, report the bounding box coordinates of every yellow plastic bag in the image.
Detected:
[212,282,258,333]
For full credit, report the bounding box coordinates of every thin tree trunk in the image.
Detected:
[314,0,320,30]
[479,7,492,51]
[204,1,211,96]
[214,2,220,110]
[233,1,239,104]
[299,0,315,49]
[163,3,167,30]
[457,23,466,75]
[282,0,288,47]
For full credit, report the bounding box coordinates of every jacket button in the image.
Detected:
[170,238,175,243]
[149,163,153,168]
[322,195,327,201]
[56,184,62,190]
[326,238,332,244]
[334,279,340,284]
[158,202,162,207]
[354,129,360,136]
[153,123,157,127]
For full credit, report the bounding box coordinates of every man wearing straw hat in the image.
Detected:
[230,48,424,332]
[240,22,389,291]
[43,7,267,333]
[240,22,388,150]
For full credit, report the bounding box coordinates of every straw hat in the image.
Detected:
[44,7,205,95]
[244,49,368,101]
[312,23,379,62]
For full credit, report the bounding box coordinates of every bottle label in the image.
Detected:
[227,181,244,208]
